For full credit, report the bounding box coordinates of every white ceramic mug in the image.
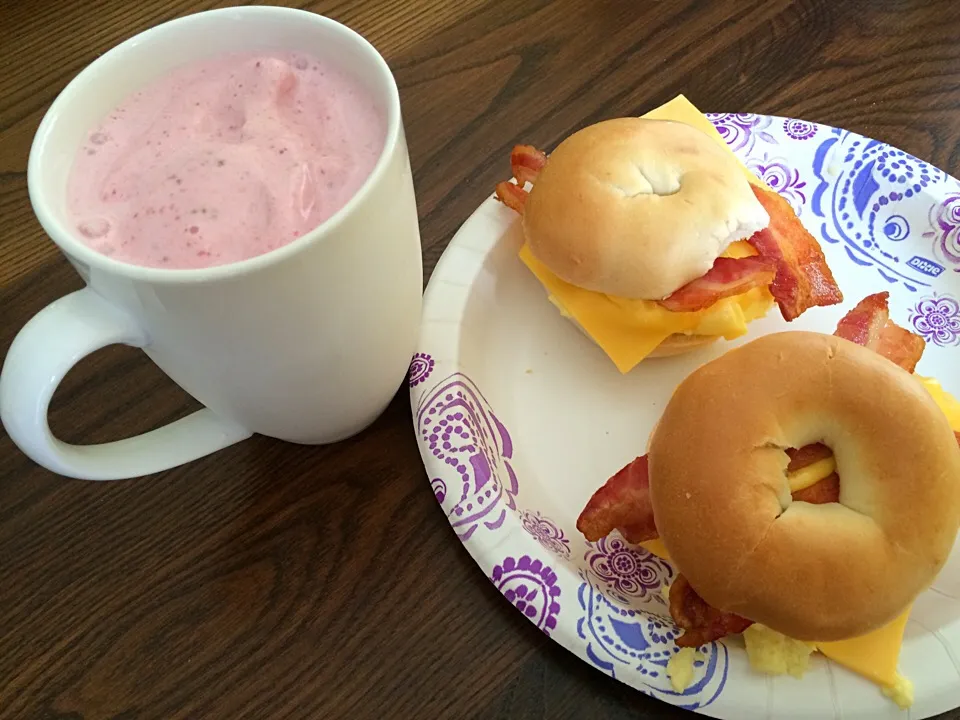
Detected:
[0,7,423,480]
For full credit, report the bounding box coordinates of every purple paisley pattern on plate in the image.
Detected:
[408,352,435,387]
[585,535,675,606]
[431,477,447,504]
[520,510,571,559]
[783,118,818,141]
[929,193,960,266]
[492,555,561,635]
[706,113,774,153]
[415,372,518,541]
[910,293,960,347]
[745,154,807,212]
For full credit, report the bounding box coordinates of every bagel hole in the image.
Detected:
[786,441,841,506]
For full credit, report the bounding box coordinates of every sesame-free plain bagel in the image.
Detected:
[522,117,770,300]
[648,331,960,641]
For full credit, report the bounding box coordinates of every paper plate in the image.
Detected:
[410,114,960,719]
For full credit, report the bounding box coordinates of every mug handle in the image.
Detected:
[0,288,252,480]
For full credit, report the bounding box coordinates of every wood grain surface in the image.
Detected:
[2,1,960,718]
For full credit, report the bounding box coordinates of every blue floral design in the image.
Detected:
[576,574,728,710]
[809,127,948,289]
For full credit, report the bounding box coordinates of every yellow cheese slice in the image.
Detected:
[918,376,960,428]
[519,95,778,373]
[640,95,772,192]
[521,239,776,373]
[636,383,959,689]
[641,537,910,687]
[787,457,837,493]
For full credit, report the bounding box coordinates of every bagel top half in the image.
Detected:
[522,117,770,301]
[648,331,960,641]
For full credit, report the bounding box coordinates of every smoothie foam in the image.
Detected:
[67,52,386,269]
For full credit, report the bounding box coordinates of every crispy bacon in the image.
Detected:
[833,291,927,373]
[658,256,777,312]
[495,181,529,213]
[510,144,548,186]
[876,320,926,373]
[786,442,833,472]
[791,472,841,504]
[495,145,548,215]
[833,292,890,349]
[576,455,657,543]
[748,186,843,321]
[670,574,753,647]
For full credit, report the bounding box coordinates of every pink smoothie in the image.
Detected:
[67,52,387,269]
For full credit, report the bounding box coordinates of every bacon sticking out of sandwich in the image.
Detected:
[834,291,926,372]
[577,455,657,543]
[495,144,841,318]
[495,145,547,213]
[577,292,952,647]
[670,575,754,647]
[659,256,777,313]
[748,186,844,321]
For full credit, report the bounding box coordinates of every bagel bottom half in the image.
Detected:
[648,331,960,641]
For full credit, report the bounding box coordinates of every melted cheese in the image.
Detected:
[635,382,959,696]
[522,240,776,373]
[918,375,960,428]
[521,95,776,373]
[787,457,837,493]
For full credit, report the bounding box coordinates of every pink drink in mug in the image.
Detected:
[68,51,386,269]
[0,8,423,480]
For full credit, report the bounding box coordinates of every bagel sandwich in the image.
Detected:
[494,95,843,373]
[576,292,960,707]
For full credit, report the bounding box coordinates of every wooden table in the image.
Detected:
[3,1,960,717]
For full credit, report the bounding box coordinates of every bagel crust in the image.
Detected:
[648,331,960,641]
[522,118,770,300]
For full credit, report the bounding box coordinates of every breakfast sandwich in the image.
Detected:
[494,95,843,372]
[576,291,960,708]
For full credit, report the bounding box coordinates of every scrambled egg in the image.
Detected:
[743,624,817,678]
[666,648,704,692]
[882,673,914,710]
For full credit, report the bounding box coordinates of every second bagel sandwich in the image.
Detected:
[494,95,844,372]
[576,292,960,707]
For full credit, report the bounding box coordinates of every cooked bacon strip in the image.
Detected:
[658,256,777,312]
[670,574,753,648]
[576,455,657,543]
[786,442,833,472]
[876,320,926,373]
[833,291,927,373]
[495,181,528,213]
[791,472,841,504]
[833,292,890,350]
[510,144,548,186]
[495,145,548,214]
[748,186,843,321]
